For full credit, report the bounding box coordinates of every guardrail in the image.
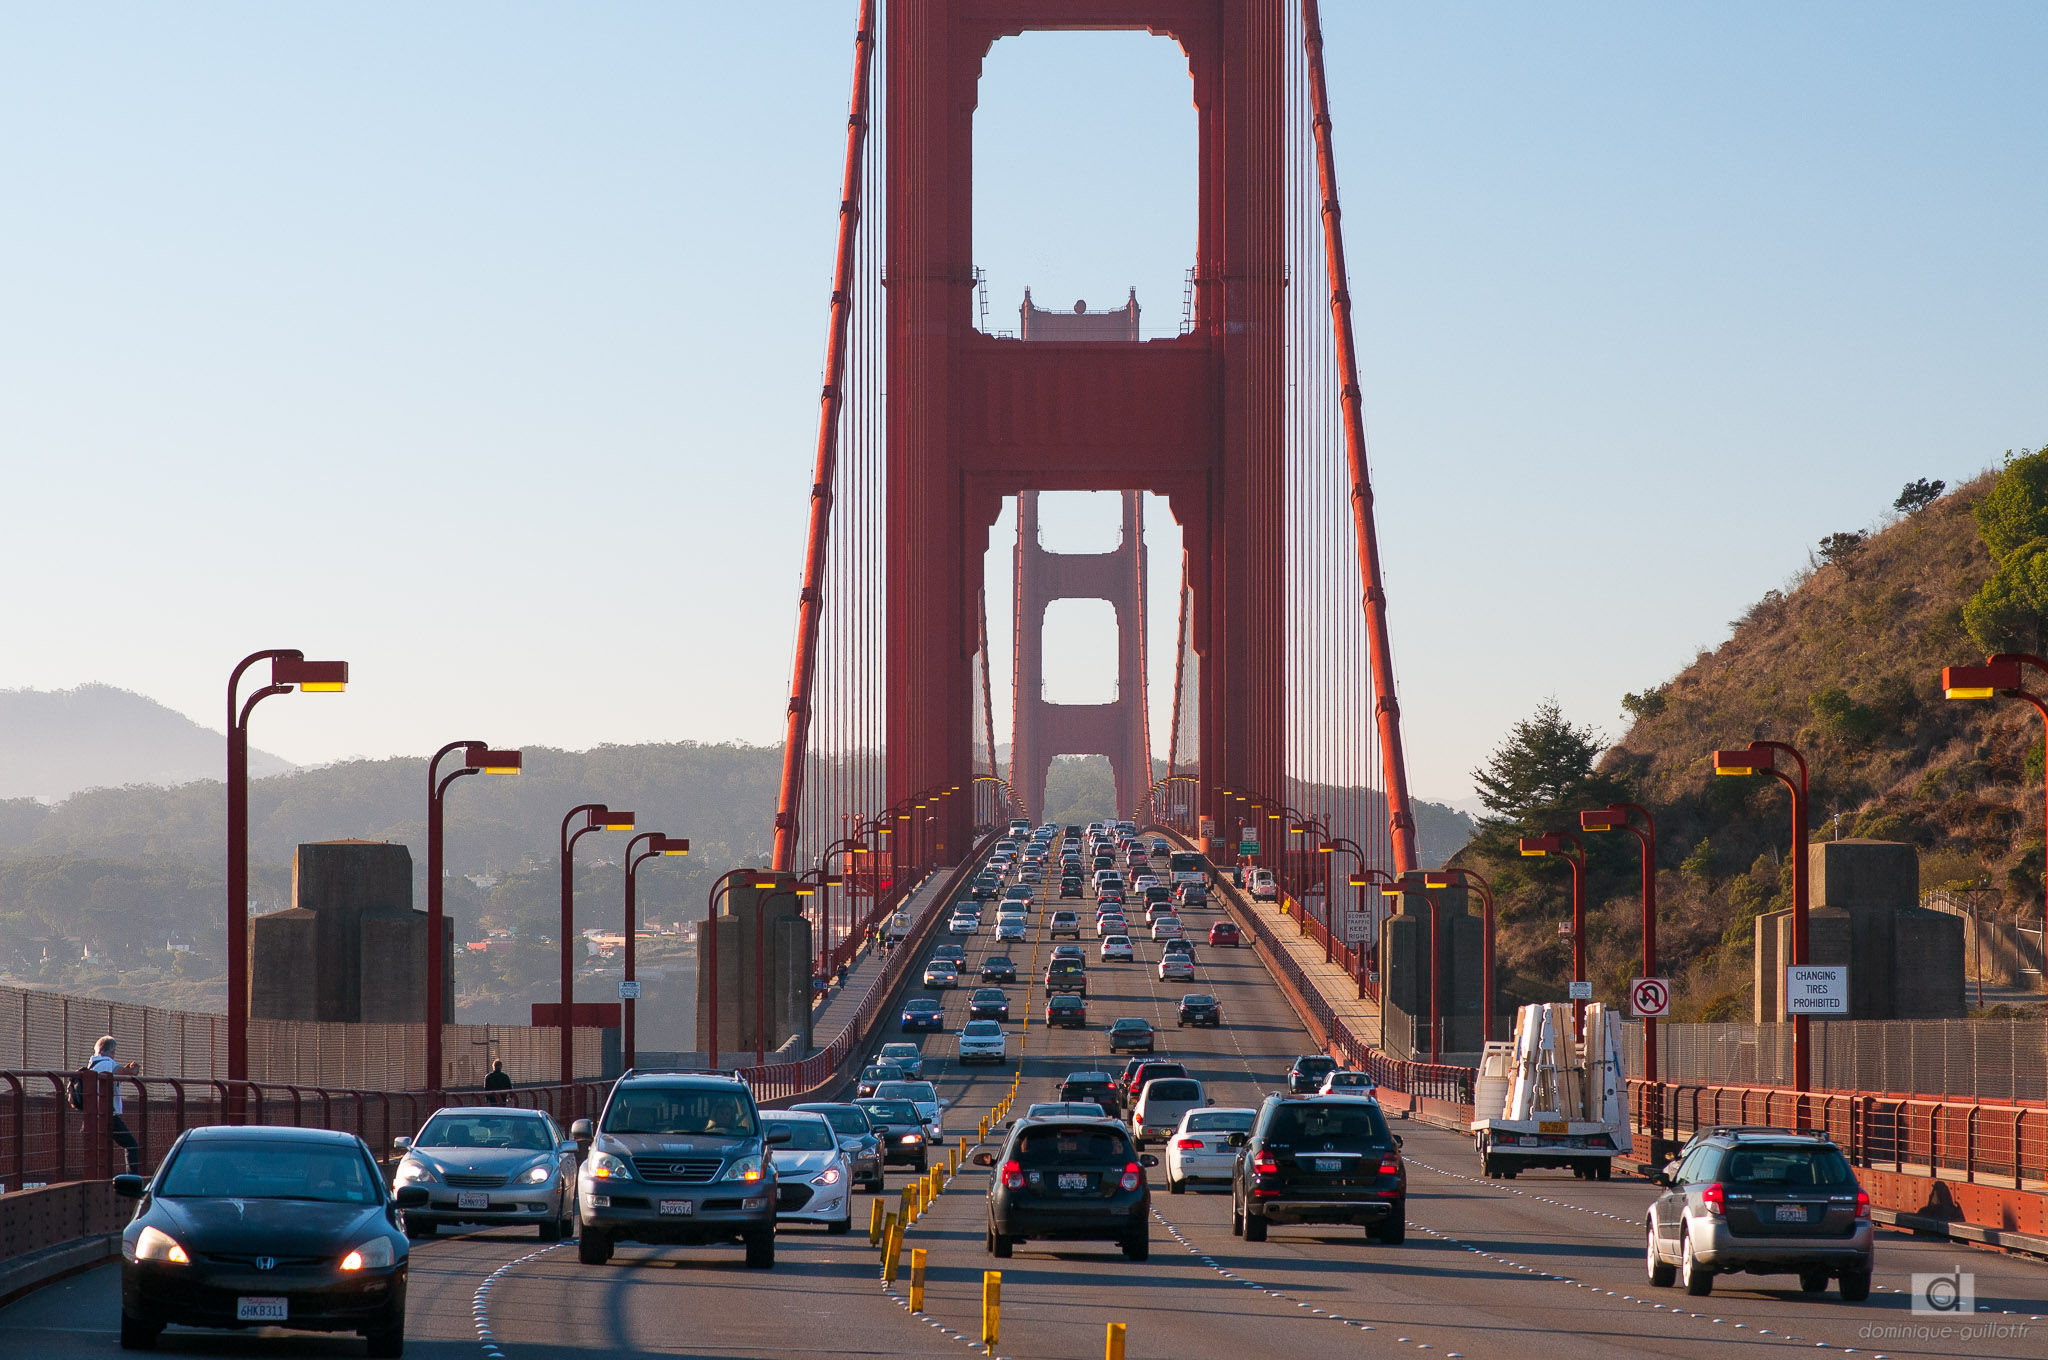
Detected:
[1630,1078,2047,1192]
[0,1070,612,1192]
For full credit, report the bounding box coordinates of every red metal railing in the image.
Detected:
[1,1070,611,1191]
[1630,1079,2047,1191]
[1284,889,1379,1003]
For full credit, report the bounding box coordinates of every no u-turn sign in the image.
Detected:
[1630,977,1671,1018]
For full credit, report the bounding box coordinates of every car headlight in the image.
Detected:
[585,1151,634,1181]
[901,1132,923,1145]
[720,1155,765,1183]
[519,1162,554,1185]
[811,1165,842,1186]
[340,1237,395,1271]
[129,1225,189,1265]
[394,1159,437,1186]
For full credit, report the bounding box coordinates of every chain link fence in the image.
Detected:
[1622,1018,2046,1103]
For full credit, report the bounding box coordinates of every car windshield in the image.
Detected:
[1016,1125,1131,1166]
[802,1107,874,1137]
[416,1114,555,1152]
[762,1118,837,1151]
[1146,1080,1201,1101]
[1185,1110,1254,1133]
[159,1140,380,1204]
[906,1001,940,1013]
[963,1021,1002,1037]
[863,1065,903,1080]
[602,1088,758,1138]
[986,957,1012,968]
[1723,1145,1855,1186]
[974,989,1005,1001]
[879,1046,918,1062]
[859,1100,918,1122]
[1265,1102,1389,1150]
[875,1081,938,1103]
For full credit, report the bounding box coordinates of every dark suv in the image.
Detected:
[1058,1072,1120,1114]
[975,1117,1157,1260]
[573,1072,789,1268]
[1646,1128,1873,1299]
[1231,1095,1405,1244]
[1286,1055,1338,1093]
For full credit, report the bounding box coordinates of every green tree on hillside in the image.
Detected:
[1965,445,2048,655]
[1470,699,1628,839]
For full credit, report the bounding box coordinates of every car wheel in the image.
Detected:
[1242,1210,1267,1242]
[1231,1199,1244,1236]
[1123,1231,1150,1261]
[1679,1233,1712,1296]
[1799,1269,1829,1294]
[538,1215,563,1242]
[578,1228,614,1265]
[745,1229,777,1269]
[1646,1226,1676,1287]
[828,1207,853,1235]
[362,1306,406,1359]
[1169,1176,1184,1194]
[992,1231,1014,1259]
[1839,1268,1872,1302]
[1595,1162,1612,1182]
[405,1218,436,1241]
[1375,1214,1406,1245]
[118,1310,162,1351]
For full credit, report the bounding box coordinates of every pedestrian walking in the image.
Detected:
[88,1035,141,1174]
[484,1059,512,1105]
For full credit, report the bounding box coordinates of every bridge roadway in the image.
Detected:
[6,838,2045,1358]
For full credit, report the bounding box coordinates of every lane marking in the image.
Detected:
[470,1241,569,1357]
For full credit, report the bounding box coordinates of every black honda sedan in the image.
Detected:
[976,1117,1156,1260]
[115,1124,424,1354]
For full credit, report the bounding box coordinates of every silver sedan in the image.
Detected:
[392,1107,578,1239]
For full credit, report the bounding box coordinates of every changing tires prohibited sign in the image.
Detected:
[1630,977,1671,1018]
[1785,965,1847,1015]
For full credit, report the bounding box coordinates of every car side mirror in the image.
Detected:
[570,1118,594,1143]
[394,1185,431,1209]
[1661,1160,1683,1185]
[112,1174,147,1199]
[1139,1154,1159,1167]
[972,1151,996,1167]
[392,1136,412,1153]
[1205,1098,1215,1106]
[1227,1131,1249,1148]
[764,1127,793,1147]
[557,1139,579,1155]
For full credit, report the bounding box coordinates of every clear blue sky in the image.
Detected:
[2,3,2042,804]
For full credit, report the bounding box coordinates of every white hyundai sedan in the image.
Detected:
[1164,1106,1257,1193]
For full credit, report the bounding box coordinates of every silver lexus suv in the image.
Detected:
[571,1072,790,1268]
[1646,1128,1872,1300]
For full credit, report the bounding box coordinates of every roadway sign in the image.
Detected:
[1568,980,1593,1001]
[1239,840,1259,855]
[618,980,642,1001]
[1630,977,1671,1018]
[1785,965,1848,1015]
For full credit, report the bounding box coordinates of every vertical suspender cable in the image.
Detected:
[773,1,877,871]
[1301,0,1418,873]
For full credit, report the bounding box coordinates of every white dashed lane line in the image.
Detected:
[471,1241,569,1357]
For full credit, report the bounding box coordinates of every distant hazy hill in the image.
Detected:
[0,684,293,801]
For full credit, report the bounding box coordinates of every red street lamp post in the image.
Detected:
[1425,867,1497,1046]
[1519,831,1589,1038]
[1381,878,1442,1065]
[1579,803,1660,1083]
[1288,817,1332,952]
[559,804,633,1099]
[426,742,521,1093]
[1713,740,1811,1092]
[621,833,688,1071]
[226,650,347,1105]
[1943,656,2048,921]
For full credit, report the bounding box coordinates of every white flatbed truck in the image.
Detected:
[1470,1001,1631,1180]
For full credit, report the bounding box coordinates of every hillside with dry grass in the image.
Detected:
[1464,463,2048,1022]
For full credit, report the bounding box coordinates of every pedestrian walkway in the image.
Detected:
[807,864,961,1052]
[1218,875,1383,1047]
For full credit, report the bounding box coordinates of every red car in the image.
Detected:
[1208,920,1241,946]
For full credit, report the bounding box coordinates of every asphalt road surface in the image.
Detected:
[6,836,2044,1358]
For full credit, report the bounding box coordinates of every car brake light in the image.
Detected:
[1001,1159,1026,1191]
[1700,1182,1725,1216]
[1378,1156,1400,1176]
[1253,1152,1278,1176]
[1174,1138,1204,1151]
[1120,1162,1143,1192]
[1854,1190,1869,1220]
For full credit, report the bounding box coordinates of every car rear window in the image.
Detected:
[1016,1126,1132,1166]
[1723,1145,1855,1186]
[1264,1101,1388,1150]
[1145,1080,1201,1101]
[1185,1110,1253,1133]
[1050,996,1082,1009]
